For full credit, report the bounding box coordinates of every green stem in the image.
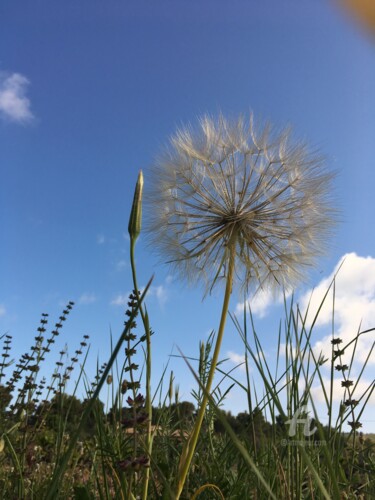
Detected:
[176,248,235,499]
[129,239,153,500]
[45,278,152,500]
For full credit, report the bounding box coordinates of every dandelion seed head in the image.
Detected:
[146,113,337,295]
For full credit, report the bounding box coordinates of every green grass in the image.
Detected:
[0,285,374,499]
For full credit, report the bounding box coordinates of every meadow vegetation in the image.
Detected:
[1,118,374,498]
[0,278,374,499]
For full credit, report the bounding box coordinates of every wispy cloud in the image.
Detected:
[236,288,287,318]
[299,253,375,366]
[0,304,6,317]
[96,234,105,245]
[111,283,169,309]
[0,72,34,123]
[226,350,246,371]
[78,293,97,305]
[309,377,375,406]
[149,284,168,308]
[111,294,128,307]
[116,260,128,271]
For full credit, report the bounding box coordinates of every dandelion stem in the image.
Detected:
[176,246,235,499]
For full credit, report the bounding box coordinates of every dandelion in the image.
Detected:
[146,113,337,498]
[147,113,336,295]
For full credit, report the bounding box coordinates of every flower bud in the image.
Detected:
[128,170,144,242]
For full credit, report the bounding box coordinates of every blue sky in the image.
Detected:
[1,1,374,431]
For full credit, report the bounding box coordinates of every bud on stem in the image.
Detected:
[128,170,144,242]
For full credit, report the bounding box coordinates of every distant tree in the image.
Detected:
[236,411,252,432]
[0,384,13,431]
[170,401,195,425]
[214,410,241,434]
[37,393,104,437]
[275,413,287,436]
[151,405,164,425]
[0,384,12,414]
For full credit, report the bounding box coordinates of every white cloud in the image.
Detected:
[0,72,34,123]
[111,294,128,307]
[227,350,246,370]
[116,260,127,271]
[309,376,375,406]
[78,293,97,305]
[166,275,174,285]
[97,234,105,245]
[278,342,304,360]
[236,288,287,318]
[0,304,6,317]
[298,253,375,366]
[149,284,168,308]
[111,284,168,309]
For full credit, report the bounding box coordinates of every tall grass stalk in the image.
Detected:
[45,277,153,500]
[178,345,277,499]
[128,170,154,500]
[229,286,374,499]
